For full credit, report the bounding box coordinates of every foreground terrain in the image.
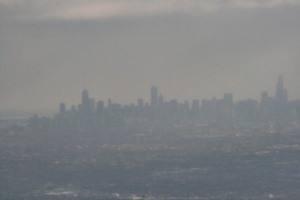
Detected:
[1,126,300,199]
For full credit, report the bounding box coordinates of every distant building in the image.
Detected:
[170,99,178,112]
[192,99,199,111]
[275,75,288,105]
[223,93,233,109]
[151,86,158,107]
[89,98,95,113]
[191,99,200,116]
[59,103,66,114]
[82,89,89,116]
[97,101,104,112]
[71,105,77,113]
[82,90,89,105]
[235,99,258,122]
[158,94,164,106]
[184,100,190,110]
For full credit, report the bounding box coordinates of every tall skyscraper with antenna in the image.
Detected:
[82,89,90,116]
[275,75,288,105]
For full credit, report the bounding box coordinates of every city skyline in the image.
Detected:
[58,75,291,111]
[1,1,300,112]
[1,74,298,114]
[25,74,298,130]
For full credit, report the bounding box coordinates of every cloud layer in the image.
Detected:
[1,0,300,21]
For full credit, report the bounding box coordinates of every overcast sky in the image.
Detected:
[1,0,300,112]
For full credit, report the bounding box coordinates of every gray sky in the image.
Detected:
[1,0,300,112]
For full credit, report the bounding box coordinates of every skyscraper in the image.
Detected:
[223,93,233,109]
[275,75,288,104]
[82,90,89,105]
[96,101,104,118]
[59,103,66,114]
[82,89,90,116]
[89,98,95,113]
[192,99,199,111]
[151,86,158,107]
[158,94,164,106]
[137,98,144,118]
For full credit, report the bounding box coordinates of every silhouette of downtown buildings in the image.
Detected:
[30,76,300,130]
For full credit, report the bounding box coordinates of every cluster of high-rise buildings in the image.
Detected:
[29,76,300,130]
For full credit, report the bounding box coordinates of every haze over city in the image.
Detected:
[2,1,300,199]
[1,0,300,112]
